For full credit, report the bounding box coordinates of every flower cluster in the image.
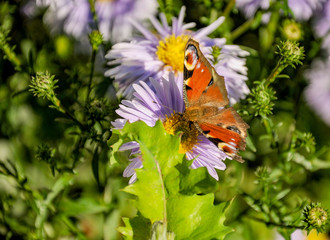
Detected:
[26,0,158,43]
[303,203,329,233]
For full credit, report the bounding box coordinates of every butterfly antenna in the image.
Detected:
[152,100,178,114]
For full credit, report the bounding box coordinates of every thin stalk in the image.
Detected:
[247,216,304,229]
[155,159,167,230]
[230,18,254,41]
[265,57,286,87]
[86,48,96,103]
[221,0,236,18]
[59,103,87,131]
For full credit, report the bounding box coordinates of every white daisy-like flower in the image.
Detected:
[105,6,250,105]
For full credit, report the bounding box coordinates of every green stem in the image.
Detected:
[265,57,286,87]
[155,159,167,230]
[86,49,96,103]
[88,0,99,26]
[247,216,304,229]
[221,0,236,18]
[59,103,87,131]
[35,174,73,238]
[230,18,254,41]
[0,30,22,71]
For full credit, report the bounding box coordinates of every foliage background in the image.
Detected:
[0,0,330,239]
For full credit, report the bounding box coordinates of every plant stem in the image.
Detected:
[59,103,87,131]
[221,0,235,18]
[86,48,96,103]
[265,57,286,87]
[230,18,254,41]
[155,159,167,230]
[247,216,304,229]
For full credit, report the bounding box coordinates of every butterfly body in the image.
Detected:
[183,39,249,162]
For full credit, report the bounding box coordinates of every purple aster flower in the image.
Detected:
[235,0,270,18]
[321,33,330,55]
[313,0,330,37]
[288,0,326,21]
[32,0,157,43]
[105,6,250,105]
[304,58,330,126]
[114,72,228,183]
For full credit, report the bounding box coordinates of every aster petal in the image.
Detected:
[119,141,140,152]
[149,16,169,38]
[130,20,158,42]
[116,103,157,127]
[186,135,228,180]
[123,157,143,178]
[159,12,170,32]
[111,118,127,129]
[176,6,186,32]
[193,16,225,39]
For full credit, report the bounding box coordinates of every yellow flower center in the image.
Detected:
[163,113,199,153]
[307,229,328,240]
[156,35,190,72]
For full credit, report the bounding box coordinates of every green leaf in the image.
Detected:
[119,120,183,222]
[178,163,218,195]
[91,147,100,188]
[116,121,232,239]
[167,195,232,240]
[108,132,130,165]
[118,216,151,240]
[58,197,108,216]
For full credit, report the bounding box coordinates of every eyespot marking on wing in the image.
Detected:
[226,126,241,134]
[184,44,198,71]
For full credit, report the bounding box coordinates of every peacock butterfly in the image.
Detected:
[183,38,249,162]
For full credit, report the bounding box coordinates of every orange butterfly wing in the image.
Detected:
[184,40,229,108]
[183,39,249,161]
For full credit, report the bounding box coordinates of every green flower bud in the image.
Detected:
[30,72,62,112]
[89,30,103,51]
[277,40,305,68]
[282,19,303,41]
[248,81,277,117]
[303,203,329,234]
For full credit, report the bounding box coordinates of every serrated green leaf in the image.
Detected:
[167,194,232,240]
[108,132,130,165]
[179,165,218,195]
[116,121,231,239]
[120,121,183,223]
[118,218,133,240]
[118,216,151,240]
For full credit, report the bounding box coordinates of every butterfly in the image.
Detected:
[183,38,249,162]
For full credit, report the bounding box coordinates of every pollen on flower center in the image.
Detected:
[156,35,190,72]
[163,113,199,153]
